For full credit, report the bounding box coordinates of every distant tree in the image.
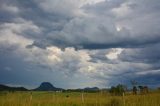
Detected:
[131,80,138,95]
[110,86,116,95]
[138,86,143,94]
[116,84,126,95]
[110,84,126,96]
[138,86,149,94]
[133,86,137,95]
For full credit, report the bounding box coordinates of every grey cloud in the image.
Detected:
[83,0,127,14]
[119,43,160,64]
[27,0,160,50]
[0,0,160,88]
[1,0,159,50]
[88,49,119,64]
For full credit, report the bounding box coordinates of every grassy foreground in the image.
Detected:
[0,91,160,106]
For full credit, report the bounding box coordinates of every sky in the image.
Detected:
[0,0,160,89]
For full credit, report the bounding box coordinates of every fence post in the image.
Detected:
[81,92,84,104]
[122,92,125,106]
[29,92,32,106]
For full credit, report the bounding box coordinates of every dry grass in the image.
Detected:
[0,91,160,106]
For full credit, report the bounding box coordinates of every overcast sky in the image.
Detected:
[0,0,160,89]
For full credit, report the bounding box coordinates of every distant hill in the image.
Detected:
[66,87,100,92]
[0,82,100,92]
[34,82,63,91]
[0,84,28,91]
[84,87,99,91]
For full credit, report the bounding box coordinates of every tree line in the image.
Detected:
[110,81,149,96]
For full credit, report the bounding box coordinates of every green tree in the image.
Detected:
[110,84,126,96]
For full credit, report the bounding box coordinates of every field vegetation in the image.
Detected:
[0,90,160,106]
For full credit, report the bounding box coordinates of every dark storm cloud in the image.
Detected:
[135,73,160,87]
[32,0,160,50]
[119,43,160,69]
[1,0,159,50]
[0,0,160,88]
[0,0,72,42]
[0,0,159,50]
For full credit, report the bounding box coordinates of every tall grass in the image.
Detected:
[0,91,160,106]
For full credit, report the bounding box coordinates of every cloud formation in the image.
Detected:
[0,0,160,88]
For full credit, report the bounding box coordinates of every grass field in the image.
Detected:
[0,91,160,106]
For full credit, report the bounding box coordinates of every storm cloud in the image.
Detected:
[0,0,160,89]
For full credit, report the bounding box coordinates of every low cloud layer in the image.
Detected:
[0,0,160,89]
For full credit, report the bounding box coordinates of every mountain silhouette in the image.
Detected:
[66,87,100,92]
[0,84,28,91]
[84,87,99,91]
[0,83,99,92]
[34,82,63,91]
